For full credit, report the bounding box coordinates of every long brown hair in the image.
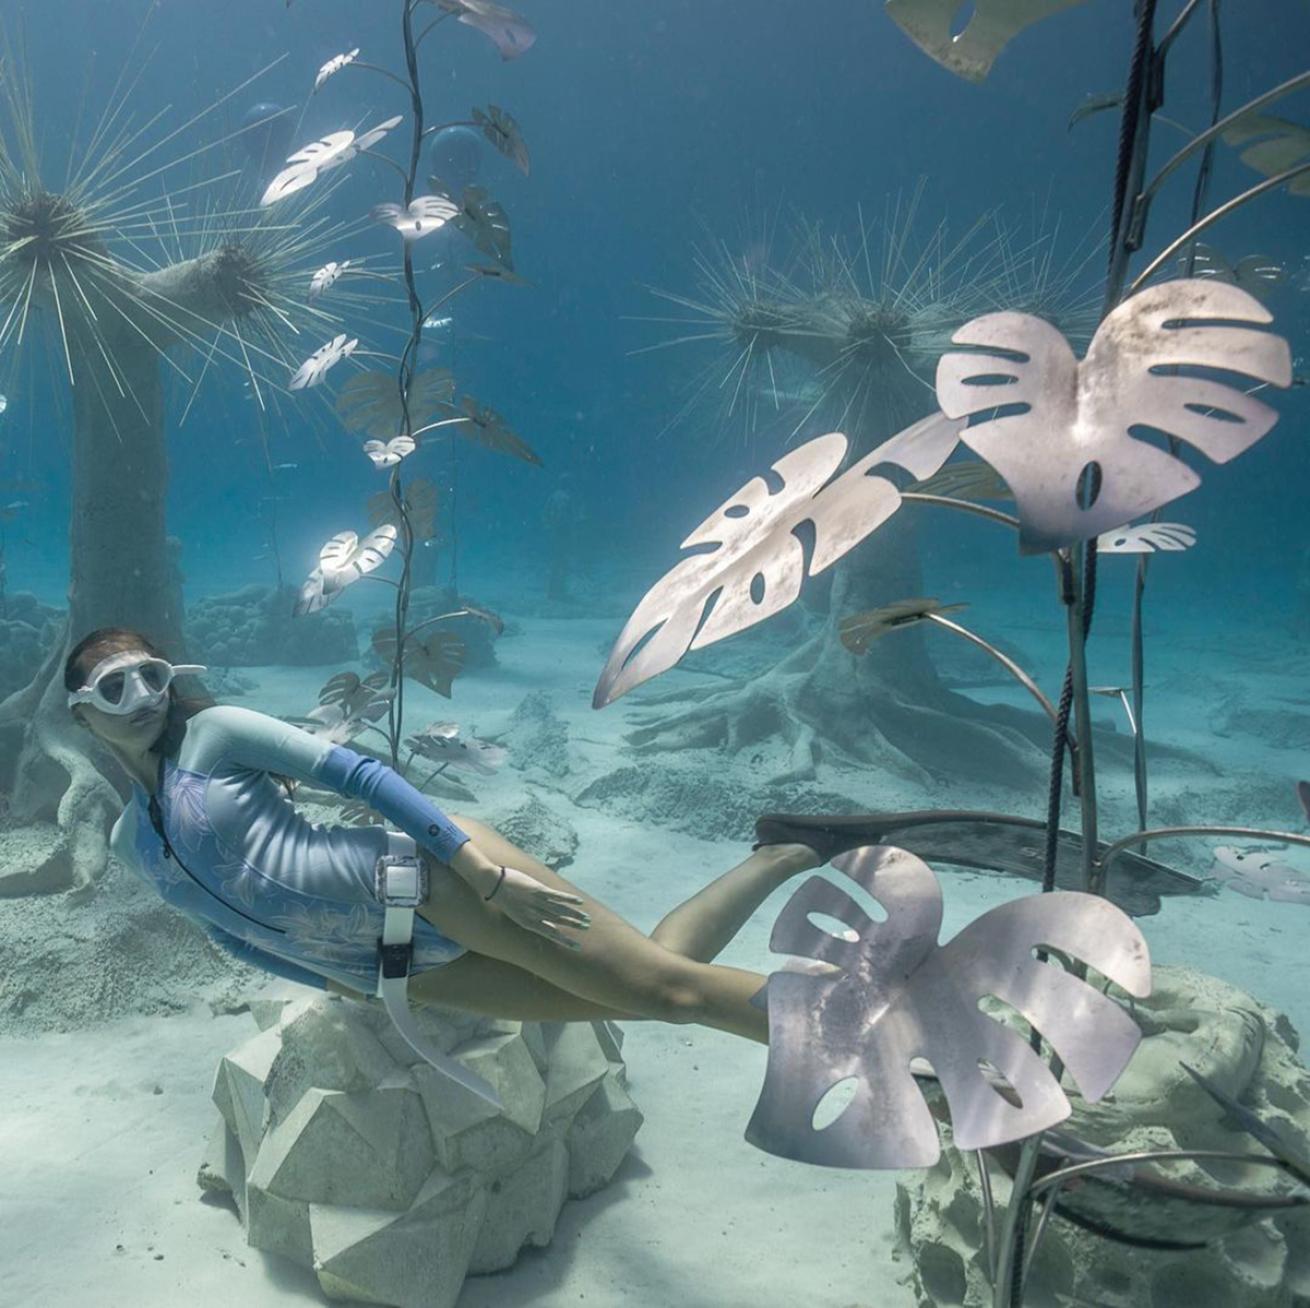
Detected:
[64,627,214,759]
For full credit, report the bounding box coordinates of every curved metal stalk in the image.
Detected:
[1129,159,1310,293]
[1097,823,1310,884]
[349,60,414,94]
[1019,1179,1065,1291]
[900,490,1020,530]
[1129,68,1310,233]
[976,1151,999,1282]
[922,613,1061,727]
[992,1131,1043,1308]
[1026,1148,1308,1194]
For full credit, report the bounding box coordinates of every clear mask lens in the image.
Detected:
[138,661,170,694]
[99,670,128,705]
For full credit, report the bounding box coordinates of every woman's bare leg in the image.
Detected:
[401,838,820,1023]
[649,842,818,962]
[411,815,808,1044]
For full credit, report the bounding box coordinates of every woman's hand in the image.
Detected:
[491,865,592,949]
[448,841,591,949]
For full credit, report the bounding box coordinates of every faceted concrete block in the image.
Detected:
[246,1181,314,1267]
[565,1072,644,1199]
[211,1024,282,1162]
[468,1139,569,1274]
[199,995,644,1307]
[248,1079,434,1211]
[313,1171,489,1308]
[267,1004,402,1126]
[540,1022,611,1124]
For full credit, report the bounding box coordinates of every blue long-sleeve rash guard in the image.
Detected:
[109,704,471,992]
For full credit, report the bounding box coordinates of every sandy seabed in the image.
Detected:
[3,607,1308,1308]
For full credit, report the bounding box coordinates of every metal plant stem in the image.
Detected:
[1065,546,1100,894]
[996,1,1159,1299]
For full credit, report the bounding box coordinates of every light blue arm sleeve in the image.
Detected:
[206,924,329,990]
[179,705,470,864]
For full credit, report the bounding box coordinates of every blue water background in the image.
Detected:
[0,0,1307,638]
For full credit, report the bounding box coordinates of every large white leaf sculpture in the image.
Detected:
[371,195,460,241]
[935,280,1292,555]
[746,845,1151,1169]
[884,0,1085,83]
[294,524,399,615]
[289,334,358,391]
[261,116,403,207]
[593,412,963,707]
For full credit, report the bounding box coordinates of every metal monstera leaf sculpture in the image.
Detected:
[884,0,1085,83]
[593,411,963,707]
[935,280,1292,555]
[746,845,1151,1169]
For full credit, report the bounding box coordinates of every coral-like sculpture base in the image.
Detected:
[893,965,1310,1306]
[197,994,642,1308]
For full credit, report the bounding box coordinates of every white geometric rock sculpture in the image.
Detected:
[197,994,642,1308]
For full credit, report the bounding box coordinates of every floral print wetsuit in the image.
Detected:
[109,704,471,992]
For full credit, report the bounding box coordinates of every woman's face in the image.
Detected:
[70,650,171,753]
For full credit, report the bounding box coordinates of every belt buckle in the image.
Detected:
[374,854,427,908]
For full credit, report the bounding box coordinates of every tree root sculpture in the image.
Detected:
[0,625,125,899]
[623,634,1056,790]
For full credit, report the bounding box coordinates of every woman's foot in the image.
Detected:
[753,813,892,866]
[753,840,824,876]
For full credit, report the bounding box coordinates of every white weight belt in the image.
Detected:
[374,832,502,1109]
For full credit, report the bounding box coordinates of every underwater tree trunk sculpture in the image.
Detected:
[0,248,273,897]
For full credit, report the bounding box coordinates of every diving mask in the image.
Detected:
[67,652,207,716]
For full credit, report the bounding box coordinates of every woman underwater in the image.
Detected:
[66,626,876,1069]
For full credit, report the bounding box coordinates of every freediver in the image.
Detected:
[66,627,880,1075]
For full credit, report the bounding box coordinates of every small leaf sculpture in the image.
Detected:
[308,260,352,300]
[466,262,528,285]
[373,626,466,697]
[935,280,1292,555]
[296,672,393,744]
[1210,846,1310,905]
[372,195,460,240]
[295,524,398,615]
[320,670,393,718]
[884,0,1086,83]
[839,598,968,655]
[289,334,358,390]
[1182,243,1286,301]
[1221,113,1310,199]
[435,1,537,61]
[363,434,418,468]
[314,48,360,92]
[472,104,530,174]
[338,370,455,439]
[910,459,1012,501]
[261,117,403,206]
[406,721,507,775]
[457,395,541,464]
[1096,522,1196,554]
[745,844,1151,1169]
[593,412,963,707]
[449,185,513,269]
[338,800,387,827]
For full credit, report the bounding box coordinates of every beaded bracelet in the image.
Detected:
[484,865,507,901]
